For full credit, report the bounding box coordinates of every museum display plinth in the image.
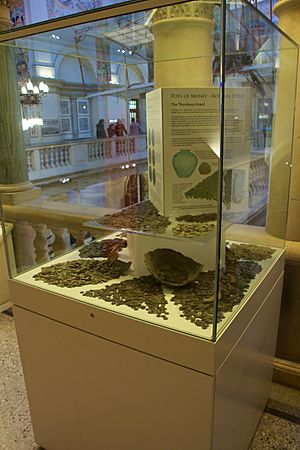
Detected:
[0,224,14,312]
[10,248,284,450]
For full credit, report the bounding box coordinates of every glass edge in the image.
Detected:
[0,0,297,341]
[0,0,298,49]
[281,44,299,246]
[0,0,199,43]
[0,196,12,279]
[211,0,227,342]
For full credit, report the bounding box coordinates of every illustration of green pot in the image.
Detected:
[172,150,198,178]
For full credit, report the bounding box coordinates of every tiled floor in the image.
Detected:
[0,312,39,450]
[0,311,299,450]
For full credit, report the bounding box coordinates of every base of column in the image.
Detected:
[273,358,300,390]
[0,182,34,193]
[0,187,42,205]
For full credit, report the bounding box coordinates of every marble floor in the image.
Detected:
[0,311,299,450]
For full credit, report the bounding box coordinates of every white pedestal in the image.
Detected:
[0,224,15,310]
[9,251,284,450]
[127,230,226,275]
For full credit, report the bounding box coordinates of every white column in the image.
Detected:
[0,0,40,204]
[271,0,300,241]
[151,1,215,89]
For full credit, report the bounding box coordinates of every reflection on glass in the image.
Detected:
[216,0,298,336]
[0,0,297,342]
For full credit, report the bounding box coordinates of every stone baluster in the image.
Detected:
[49,148,55,168]
[61,147,66,165]
[65,146,70,165]
[61,146,66,165]
[39,149,45,169]
[26,150,33,172]
[69,229,86,248]
[12,221,36,272]
[40,149,45,169]
[100,142,104,158]
[32,223,51,264]
[111,139,116,158]
[115,139,120,156]
[52,147,58,167]
[51,227,71,256]
[31,148,41,172]
[45,148,51,168]
[105,140,112,158]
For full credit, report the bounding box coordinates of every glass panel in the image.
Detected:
[0,0,223,342]
[9,0,278,29]
[0,0,297,342]
[10,1,134,28]
[215,0,298,336]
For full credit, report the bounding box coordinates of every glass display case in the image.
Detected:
[0,0,297,341]
[0,1,297,449]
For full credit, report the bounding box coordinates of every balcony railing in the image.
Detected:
[26,135,147,182]
[2,136,270,276]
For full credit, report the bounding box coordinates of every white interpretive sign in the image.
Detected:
[146,87,252,216]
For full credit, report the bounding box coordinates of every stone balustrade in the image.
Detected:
[2,144,269,276]
[26,135,147,182]
[2,200,113,273]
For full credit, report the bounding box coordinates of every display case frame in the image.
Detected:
[0,0,298,448]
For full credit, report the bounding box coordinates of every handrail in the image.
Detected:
[25,134,146,152]
[2,201,108,234]
[25,135,147,180]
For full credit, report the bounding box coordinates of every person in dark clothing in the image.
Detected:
[96,119,106,138]
[107,123,116,138]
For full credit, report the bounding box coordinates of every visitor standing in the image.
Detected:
[114,119,127,137]
[129,117,142,135]
[96,119,106,138]
[107,123,115,138]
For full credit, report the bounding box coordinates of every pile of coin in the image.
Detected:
[172,222,215,238]
[33,259,131,288]
[83,275,169,320]
[78,238,127,258]
[171,246,264,329]
[228,243,275,261]
[97,200,170,234]
[185,171,219,201]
